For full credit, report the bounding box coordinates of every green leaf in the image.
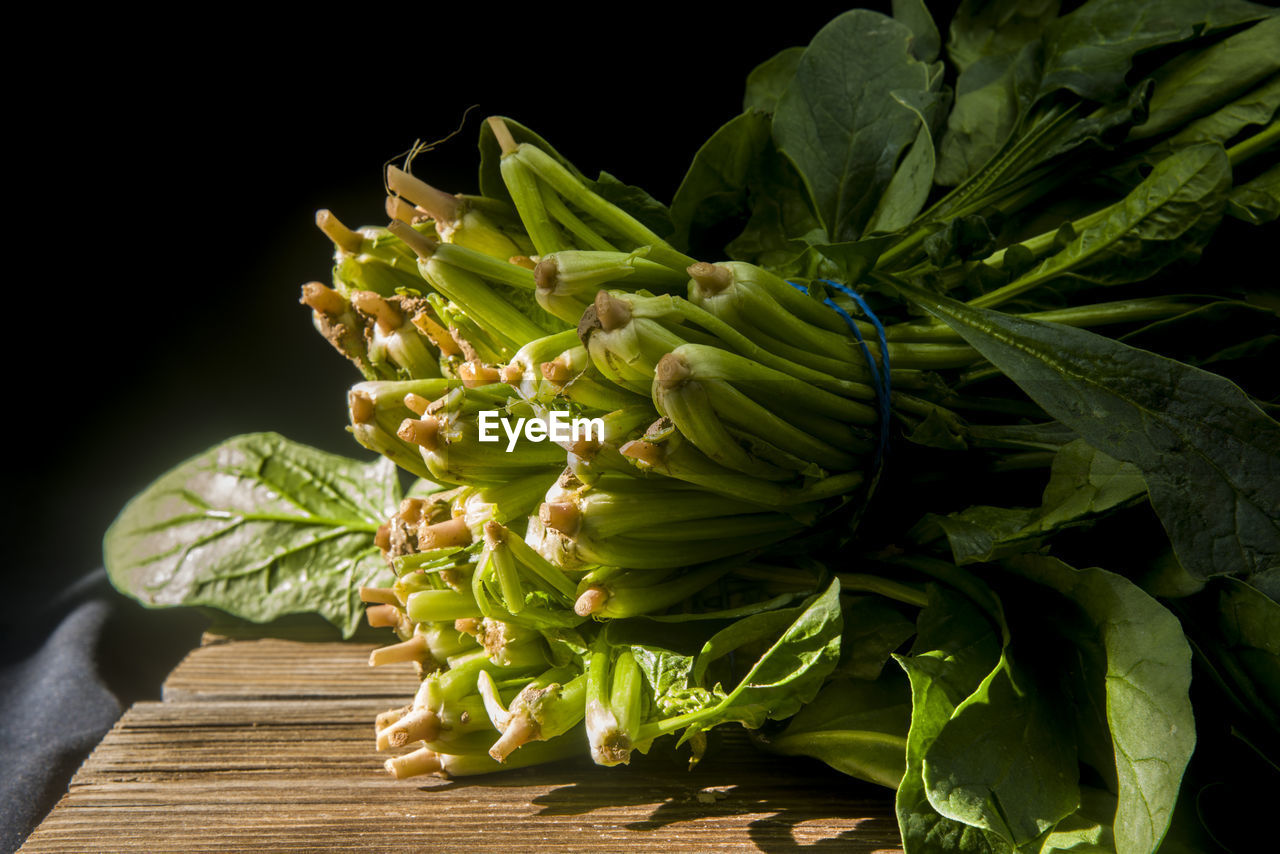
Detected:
[666,579,843,736]
[867,89,949,234]
[1002,555,1196,854]
[898,285,1280,583]
[669,111,773,250]
[593,170,674,238]
[1130,17,1280,141]
[1151,75,1280,154]
[947,0,1060,75]
[839,595,919,681]
[1227,161,1280,224]
[916,439,1146,564]
[104,433,397,637]
[774,9,938,242]
[978,144,1232,300]
[921,647,1080,846]
[895,585,1011,854]
[1038,0,1275,103]
[743,47,804,114]
[893,0,941,63]
[767,672,911,789]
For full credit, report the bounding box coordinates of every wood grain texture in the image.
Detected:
[22,636,904,853]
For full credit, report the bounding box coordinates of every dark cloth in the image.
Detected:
[0,570,203,853]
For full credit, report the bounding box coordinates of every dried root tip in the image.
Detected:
[509,255,537,270]
[499,363,524,384]
[349,390,376,425]
[687,261,732,294]
[398,497,426,526]
[360,586,399,606]
[454,617,481,636]
[377,706,441,751]
[418,517,473,550]
[369,634,428,667]
[397,417,441,450]
[366,603,402,628]
[387,165,459,223]
[376,705,411,732]
[533,258,558,291]
[489,715,536,763]
[386,219,439,258]
[350,290,402,334]
[300,281,346,316]
[621,439,665,468]
[569,438,601,460]
[403,393,431,417]
[316,209,363,254]
[385,194,429,226]
[487,116,519,155]
[458,361,500,388]
[574,586,609,617]
[385,746,444,779]
[375,523,392,552]
[655,352,692,391]
[411,312,462,357]
[483,520,506,548]
[540,358,572,385]
[594,291,631,332]
[539,502,581,536]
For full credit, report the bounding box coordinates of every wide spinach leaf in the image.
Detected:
[774,9,940,242]
[1002,556,1195,854]
[669,111,773,250]
[104,433,397,637]
[916,439,1146,564]
[899,284,1280,583]
[743,47,804,114]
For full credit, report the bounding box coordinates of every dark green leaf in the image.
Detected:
[1226,161,1280,224]
[767,672,911,789]
[593,170,674,238]
[669,111,773,249]
[1130,17,1280,141]
[839,595,918,681]
[1038,0,1274,103]
[916,439,1146,564]
[104,433,397,637]
[867,89,949,233]
[1002,555,1195,854]
[947,0,1060,75]
[743,47,804,114]
[899,284,1280,583]
[1150,75,1280,155]
[984,144,1231,296]
[774,10,938,242]
[893,0,941,63]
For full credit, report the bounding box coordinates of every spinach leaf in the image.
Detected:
[1037,0,1275,104]
[1226,161,1280,225]
[916,439,1146,564]
[895,586,1011,854]
[921,646,1080,846]
[1149,75,1280,155]
[1129,17,1280,141]
[1002,555,1196,854]
[766,672,911,789]
[774,9,939,242]
[104,433,398,637]
[973,144,1231,302]
[947,0,1060,75]
[839,595,919,681]
[866,89,949,234]
[897,283,1280,583]
[743,47,804,114]
[669,111,773,250]
[694,578,843,728]
[893,0,941,63]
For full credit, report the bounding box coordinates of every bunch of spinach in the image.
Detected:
[104,1,1278,851]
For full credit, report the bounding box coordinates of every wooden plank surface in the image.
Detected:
[22,635,904,852]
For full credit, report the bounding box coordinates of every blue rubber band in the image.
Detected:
[787,280,892,474]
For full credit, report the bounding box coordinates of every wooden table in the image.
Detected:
[21,633,904,852]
